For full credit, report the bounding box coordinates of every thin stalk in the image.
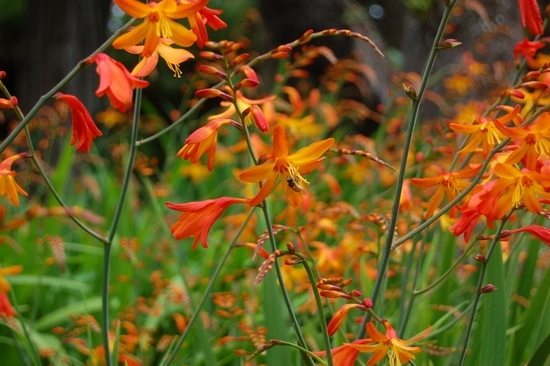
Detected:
[294,252,333,366]
[101,86,143,366]
[457,218,507,365]
[0,18,136,154]
[161,209,255,365]
[356,0,457,340]
[267,340,327,365]
[261,204,314,366]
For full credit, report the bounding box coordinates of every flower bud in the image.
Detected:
[437,38,462,50]
[480,284,497,293]
[472,254,487,263]
[197,65,227,79]
[286,242,295,253]
[249,105,269,132]
[229,53,250,69]
[195,88,234,102]
[199,51,223,61]
[521,81,548,90]
[9,96,18,106]
[0,70,6,79]
[362,298,373,308]
[350,290,362,297]
[403,83,418,100]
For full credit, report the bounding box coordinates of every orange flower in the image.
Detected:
[56,94,103,152]
[494,112,550,170]
[327,303,365,336]
[166,197,249,249]
[0,292,16,319]
[483,163,550,220]
[188,6,227,48]
[411,164,482,219]
[351,321,431,366]
[91,53,149,112]
[314,339,372,366]
[125,38,194,78]
[239,125,334,207]
[449,105,521,156]
[0,265,23,292]
[177,118,233,171]
[518,0,543,35]
[0,154,28,207]
[507,225,550,246]
[112,0,207,57]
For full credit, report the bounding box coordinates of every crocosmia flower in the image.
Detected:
[239,125,334,207]
[166,197,249,249]
[518,0,543,36]
[91,53,149,112]
[0,292,16,319]
[56,94,103,152]
[112,0,208,57]
[0,154,28,207]
[125,38,194,78]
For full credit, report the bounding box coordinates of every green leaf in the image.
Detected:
[528,330,550,366]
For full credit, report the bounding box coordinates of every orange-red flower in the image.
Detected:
[449,105,521,156]
[0,265,22,292]
[518,0,543,35]
[314,339,372,366]
[483,163,550,220]
[514,38,546,64]
[56,94,103,152]
[239,125,334,207]
[326,303,365,336]
[91,53,149,112]
[0,154,28,207]
[351,321,431,366]
[112,0,207,57]
[507,225,550,246]
[187,6,227,48]
[166,197,249,249]
[411,164,482,219]
[494,112,550,170]
[177,118,233,171]
[126,38,194,78]
[0,292,16,319]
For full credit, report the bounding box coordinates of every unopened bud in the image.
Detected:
[320,290,348,299]
[0,70,6,79]
[437,38,462,50]
[197,65,227,79]
[235,78,260,89]
[299,29,314,42]
[229,119,243,130]
[229,53,250,69]
[521,81,548,90]
[9,96,18,106]
[249,105,269,132]
[199,51,223,61]
[504,89,525,99]
[362,298,373,308]
[195,88,234,102]
[271,51,290,59]
[403,83,418,100]
[286,242,295,253]
[480,284,497,293]
[257,154,269,165]
[350,290,362,297]
[523,70,541,81]
[341,278,353,287]
[472,254,487,263]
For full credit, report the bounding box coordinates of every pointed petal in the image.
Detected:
[113,0,152,18]
[273,125,290,158]
[289,138,334,164]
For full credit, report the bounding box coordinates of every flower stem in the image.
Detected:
[293,252,333,366]
[356,0,457,340]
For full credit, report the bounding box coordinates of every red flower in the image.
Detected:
[166,197,249,249]
[91,53,149,112]
[508,225,550,246]
[0,292,16,319]
[56,94,102,152]
[518,0,543,35]
[514,38,546,64]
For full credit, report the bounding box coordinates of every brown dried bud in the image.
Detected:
[403,83,418,100]
[472,254,487,263]
[437,38,461,50]
[480,284,497,294]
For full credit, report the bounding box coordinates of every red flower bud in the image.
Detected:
[480,284,497,293]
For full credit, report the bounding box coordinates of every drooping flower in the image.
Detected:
[112,0,208,57]
[187,6,227,48]
[239,125,334,207]
[91,53,149,112]
[351,321,431,366]
[518,0,543,36]
[56,94,103,152]
[326,303,365,336]
[177,118,233,171]
[125,38,194,78]
[0,154,28,207]
[0,292,16,319]
[166,197,249,249]
[514,38,546,64]
[494,112,550,170]
[507,225,550,246]
[411,164,482,219]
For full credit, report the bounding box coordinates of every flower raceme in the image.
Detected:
[90,53,149,112]
[166,197,249,249]
[239,125,334,207]
[112,0,208,57]
[55,94,102,152]
[0,154,28,207]
[411,164,482,219]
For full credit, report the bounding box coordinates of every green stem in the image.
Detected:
[356,0,457,340]
[161,208,255,365]
[261,204,313,366]
[101,86,143,366]
[268,340,327,365]
[0,18,135,154]
[457,218,507,365]
[293,252,333,366]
